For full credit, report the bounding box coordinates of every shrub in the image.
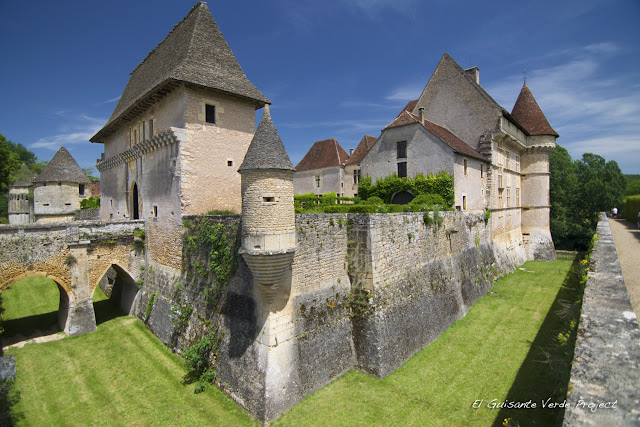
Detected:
[80,196,100,209]
[357,172,454,206]
[623,195,640,223]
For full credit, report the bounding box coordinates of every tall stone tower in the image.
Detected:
[238,106,296,305]
[511,85,558,260]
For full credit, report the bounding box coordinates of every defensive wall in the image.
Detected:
[564,214,640,426]
[138,210,527,423]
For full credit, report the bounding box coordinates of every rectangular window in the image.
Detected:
[353,169,361,184]
[153,206,158,217]
[396,141,407,159]
[498,190,504,209]
[462,195,467,210]
[505,151,510,170]
[133,129,137,145]
[506,188,511,207]
[263,197,275,203]
[498,168,504,188]
[79,184,85,195]
[205,104,216,124]
[464,159,468,176]
[515,155,520,172]
[149,119,154,138]
[142,121,146,142]
[315,175,321,188]
[227,160,233,167]
[397,162,407,178]
[480,164,484,178]
[516,188,521,207]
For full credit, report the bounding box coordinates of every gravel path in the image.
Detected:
[609,218,640,316]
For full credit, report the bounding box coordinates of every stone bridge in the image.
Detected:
[0,220,145,336]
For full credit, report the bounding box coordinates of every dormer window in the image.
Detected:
[205,104,216,124]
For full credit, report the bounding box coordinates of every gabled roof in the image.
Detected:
[238,106,294,172]
[33,147,91,184]
[295,138,349,172]
[511,85,559,137]
[91,2,269,143]
[345,135,377,166]
[396,99,418,117]
[384,111,488,162]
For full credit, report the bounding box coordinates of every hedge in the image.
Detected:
[623,195,640,224]
[357,172,454,207]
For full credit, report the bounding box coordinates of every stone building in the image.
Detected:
[32,147,93,223]
[385,53,558,259]
[293,138,349,196]
[90,1,269,267]
[343,135,377,198]
[7,164,35,225]
[361,109,489,209]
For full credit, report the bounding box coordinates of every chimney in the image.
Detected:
[418,107,425,122]
[465,67,480,84]
[349,148,354,157]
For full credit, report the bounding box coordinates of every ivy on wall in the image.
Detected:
[179,216,241,392]
[358,172,454,206]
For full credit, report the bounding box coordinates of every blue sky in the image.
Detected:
[1,0,639,174]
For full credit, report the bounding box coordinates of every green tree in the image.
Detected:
[550,146,626,250]
[0,134,20,193]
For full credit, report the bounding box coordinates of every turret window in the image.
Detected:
[205,104,216,124]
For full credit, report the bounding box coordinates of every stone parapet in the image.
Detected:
[564,213,640,426]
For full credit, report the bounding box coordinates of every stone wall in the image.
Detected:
[137,211,517,423]
[564,214,640,426]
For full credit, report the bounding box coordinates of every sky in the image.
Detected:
[1,0,639,175]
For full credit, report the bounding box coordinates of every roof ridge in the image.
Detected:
[130,2,203,75]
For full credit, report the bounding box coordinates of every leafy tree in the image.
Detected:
[550,146,626,250]
[0,134,20,193]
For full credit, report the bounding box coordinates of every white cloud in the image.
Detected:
[29,112,105,150]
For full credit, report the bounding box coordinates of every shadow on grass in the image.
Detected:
[492,256,585,427]
[94,298,126,326]
[1,312,59,347]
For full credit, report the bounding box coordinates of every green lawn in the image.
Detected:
[275,259,581,426]
[1,276,61,338]
[1,259,581,426]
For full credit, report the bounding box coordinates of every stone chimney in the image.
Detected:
[349,148,354,157]
[418,107,425,122]
[465,67,480,84]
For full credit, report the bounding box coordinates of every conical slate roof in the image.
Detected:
[238,106,295,172]
[91,2,270,142]
[511,85,558,137]
[33,147,91,184]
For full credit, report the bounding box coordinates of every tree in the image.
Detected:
[550,146,627,250]
[0,134,20,193]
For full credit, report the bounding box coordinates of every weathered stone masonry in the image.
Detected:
[138,210,511,423]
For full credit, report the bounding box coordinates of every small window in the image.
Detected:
[353,169,361,184]
[464,159,468,176]
[65,203,71,206]
[263,197,275,203]
[462,196,467,210]
[79,184,85,195]
[205,104,216,124]
[480,164,484,178]
[315,175,321,188]
[43,203,49,206]
[397,162,407,178]
[142,121,146,142]
[149,119,154,138]
[396,141,407,159]
[227,160,233,167]
[133,129,137,144]
[153,206,158,217]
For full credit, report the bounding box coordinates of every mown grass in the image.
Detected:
[3,279,257,426]
[275,259,581,426]
[1,276,61,338]
[2,259,580,426]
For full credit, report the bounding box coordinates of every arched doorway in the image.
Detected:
[132,182,140,220]
[95,265,140,317]
[391,190,414,205]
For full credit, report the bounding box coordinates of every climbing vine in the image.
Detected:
[179,216,241,392]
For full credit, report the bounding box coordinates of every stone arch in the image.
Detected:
[0,271,76,333]
[94,263,140,316]
[391,190,414,205]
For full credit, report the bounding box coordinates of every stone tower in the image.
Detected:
[238,106,296,305]
[511,84,558,260]
[8,164,34,225]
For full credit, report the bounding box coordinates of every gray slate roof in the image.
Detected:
[238,106,294,172]
[33,147,91,184]
[91,2,270,143]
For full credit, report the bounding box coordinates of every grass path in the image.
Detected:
[2,260,580,426]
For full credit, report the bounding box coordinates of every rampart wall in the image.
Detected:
[138,211,516,422]
[564,214,640,426]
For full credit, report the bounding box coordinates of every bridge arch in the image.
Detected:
[0,271,77,334]
[93,263,141,316]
